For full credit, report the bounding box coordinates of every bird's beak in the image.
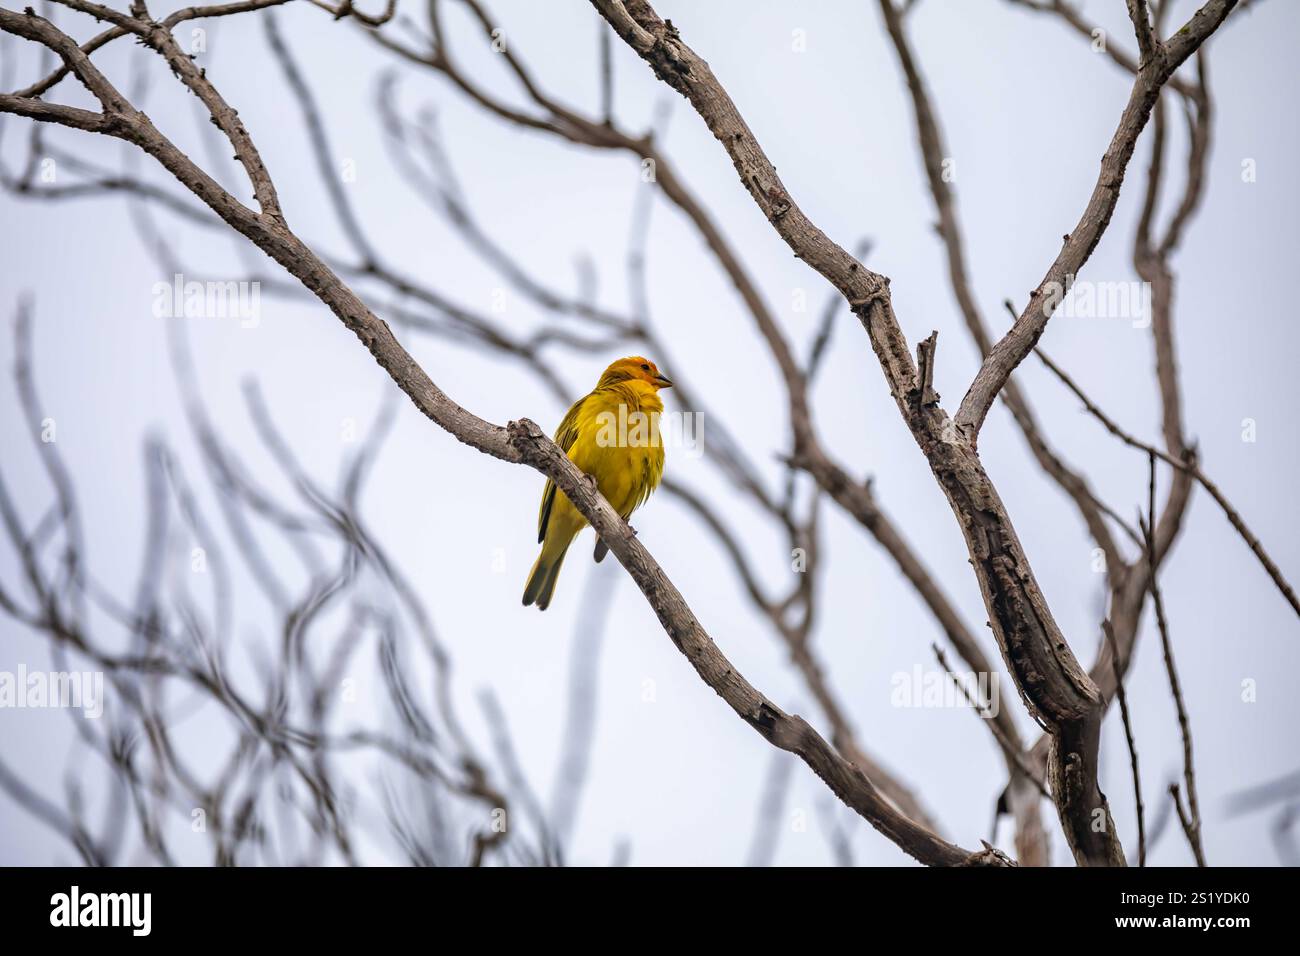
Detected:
[653,374,673,389]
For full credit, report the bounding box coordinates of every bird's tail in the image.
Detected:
[522,539,572,611]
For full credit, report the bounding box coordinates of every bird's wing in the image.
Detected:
[537,395,586,543]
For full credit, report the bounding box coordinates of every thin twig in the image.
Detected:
[1142,454,1205,866]
[1031,328,1300,619]
[1102,619,1145,866]
[931,644,1049,799]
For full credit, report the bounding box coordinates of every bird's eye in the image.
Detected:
[640,364,650,371]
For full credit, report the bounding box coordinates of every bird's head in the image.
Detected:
[598,356,673,390]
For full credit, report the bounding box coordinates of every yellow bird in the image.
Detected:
[523,356,672,610]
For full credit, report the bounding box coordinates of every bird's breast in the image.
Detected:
[570,387,665,517]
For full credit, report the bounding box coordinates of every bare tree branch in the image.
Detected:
[592,0,1123,866]
[1142,457,1205,866]
[957,0,1237,436]
[1103,619,1145,866]
[0,0,997,867]
[1031,334,1300,620]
